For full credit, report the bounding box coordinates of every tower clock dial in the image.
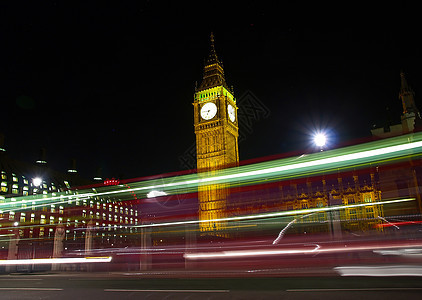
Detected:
[200,102,217,120]
[227,104,235,122]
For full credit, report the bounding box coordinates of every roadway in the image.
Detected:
[1,272,422,299]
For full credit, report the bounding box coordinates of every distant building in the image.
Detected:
[371,71,421,138]
[0,135,140,269]
[370,71,422,216]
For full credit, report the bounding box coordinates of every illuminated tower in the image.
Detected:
[400,71,420,133]
[193,33,239,236]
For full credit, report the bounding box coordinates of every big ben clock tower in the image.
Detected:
[193,33,239,236]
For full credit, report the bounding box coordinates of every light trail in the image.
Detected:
[2,132,422,212]
[334,265,422,277]
[184,241,422,260]
[133,197,415,229]
[0,256,112,265]
[184,244,321,259]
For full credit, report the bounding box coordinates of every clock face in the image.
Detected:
[227,104,235,122]
[200,102,217,120]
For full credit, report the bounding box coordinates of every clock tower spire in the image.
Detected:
[198,32,229,91]
[193,33,239,236]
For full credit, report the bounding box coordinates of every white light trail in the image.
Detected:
[135,197,415,229]
[184,244,321,259]
[185,242,422,260]
[0,256,112,265]
[334,265,422,277]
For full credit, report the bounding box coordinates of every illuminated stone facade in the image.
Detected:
[193,34,239,235]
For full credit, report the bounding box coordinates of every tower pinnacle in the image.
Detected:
[399,71,419,116]
[199,33,228,91]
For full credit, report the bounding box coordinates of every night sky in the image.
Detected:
[1,1,421,180]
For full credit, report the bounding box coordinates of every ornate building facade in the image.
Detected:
[0,140,140,271]
[193,33,239,235]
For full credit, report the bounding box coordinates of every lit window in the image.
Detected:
[9,211,15,220]
[50,205,55,213]
[59,206,64,214]
[40,215,46,224]
[12,184,19,194]
[1,182,7,193]
[50,216,54,224]
[20,213,25,222]
[30,213,35,223]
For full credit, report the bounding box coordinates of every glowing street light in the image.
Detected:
[32,177,42,187]
[314,133,327,148]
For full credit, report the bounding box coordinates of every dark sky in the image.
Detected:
[1,1,421,180]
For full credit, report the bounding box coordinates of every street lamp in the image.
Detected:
[32,177,42,187]
[313,133,327,147]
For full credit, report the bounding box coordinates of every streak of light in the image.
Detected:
[135,197,415,229]
[376,220,422,228]
[184,244,321,259]
[0,256,112,265]
[184,242,422,260]
[377,216,400,229]
[373,249,422,256]
[2,132,422,211]
[334,265,422,276]
[273,212,316,244]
